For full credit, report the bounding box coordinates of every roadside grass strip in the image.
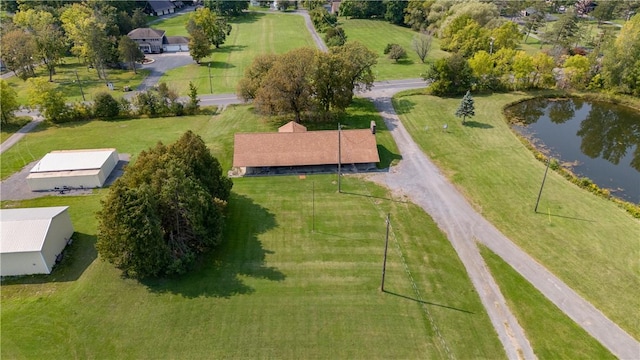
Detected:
[392,90,640,340]
[480,245,616,359]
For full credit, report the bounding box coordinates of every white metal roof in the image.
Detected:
[30,149,117,173]
[0,207,69,253]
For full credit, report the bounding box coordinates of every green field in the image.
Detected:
[156,12,316,95]
[392,90,640,339]
[1,104,504,358]
[339,19,449,81]
[0,98,396,180]
[4,57,149,105]
[480,245,615,359]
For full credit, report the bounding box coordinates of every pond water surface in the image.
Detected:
[506,98,639,204]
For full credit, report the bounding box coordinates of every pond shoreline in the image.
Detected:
[503,95,640,218]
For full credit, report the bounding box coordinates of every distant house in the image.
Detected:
[128,28,166,53]
[232,121,380,176]
[145,0,176,16]
[127,28,189,53]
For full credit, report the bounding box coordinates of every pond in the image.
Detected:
[505,98,640,204]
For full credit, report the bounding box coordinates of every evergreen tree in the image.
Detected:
[455,90,475,124]
[96,131,232,278]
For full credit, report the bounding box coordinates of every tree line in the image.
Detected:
[1,1,148,81]
[237,42,377,122]
[317,0,640,97]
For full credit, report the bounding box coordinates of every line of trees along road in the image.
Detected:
[237,42,377,123]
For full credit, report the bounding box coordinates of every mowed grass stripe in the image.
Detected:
[393,90,640,339]
[480,245,616,359]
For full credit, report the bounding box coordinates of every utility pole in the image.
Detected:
[312,181,315,232]
[75,70,85,102]
[534,157,551,212]
[208,63,213,94]
[338,123,342,193]
[381,213,390,292]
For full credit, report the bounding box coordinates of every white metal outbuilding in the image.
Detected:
[27,149,119,191]
[0,206,74,276]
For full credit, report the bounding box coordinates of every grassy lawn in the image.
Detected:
[1,105,504,358]
[392,90,640,339]
[0,97,394,180]
[339,19,449,81]
[0,117,31,143]
[4,57,149,106]
[480,245,615,359]
[149,12,190,36]
[157,12,316,95]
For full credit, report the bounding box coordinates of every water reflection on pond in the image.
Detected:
[505,98,640,204]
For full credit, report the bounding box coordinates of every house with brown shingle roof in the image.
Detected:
[232,122,380,176]
[128,28,166,54]
[127,28,190,53]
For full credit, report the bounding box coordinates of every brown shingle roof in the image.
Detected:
[127,28,166,40]
[233,129,380,167]
[278,121,307,133]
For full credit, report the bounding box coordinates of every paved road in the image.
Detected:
[362,89,640,360]
[132,52,196,93]
[0,110,43,155]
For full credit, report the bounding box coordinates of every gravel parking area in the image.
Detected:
[0,155,129,202]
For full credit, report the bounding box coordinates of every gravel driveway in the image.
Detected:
[363,93,640,360]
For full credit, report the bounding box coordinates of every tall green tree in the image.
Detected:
[189,7,231,49]
[339,0,385,19]
[26,77,69,123]
[591,0,618,26]
[440,16,491,57]
[423,52,473,96]
[204,0,248,17]
[455,90,475,124]
[254,47,316,122]
[490,21,522,52]
[97,131,232,278]
[542,8,581,51]
[61,3,114,80]
[403,0,432,31]
[522,2,546,43]
[601,13,640,95]
[187,26,212,64]
[13,9,67,81]
[324,26,347,47]
[237,53,278,101]
[384,0,408,25]
[118,35,144,74]
[0,29,36,80]
[562,55,591,90]
[0,80,20,125]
